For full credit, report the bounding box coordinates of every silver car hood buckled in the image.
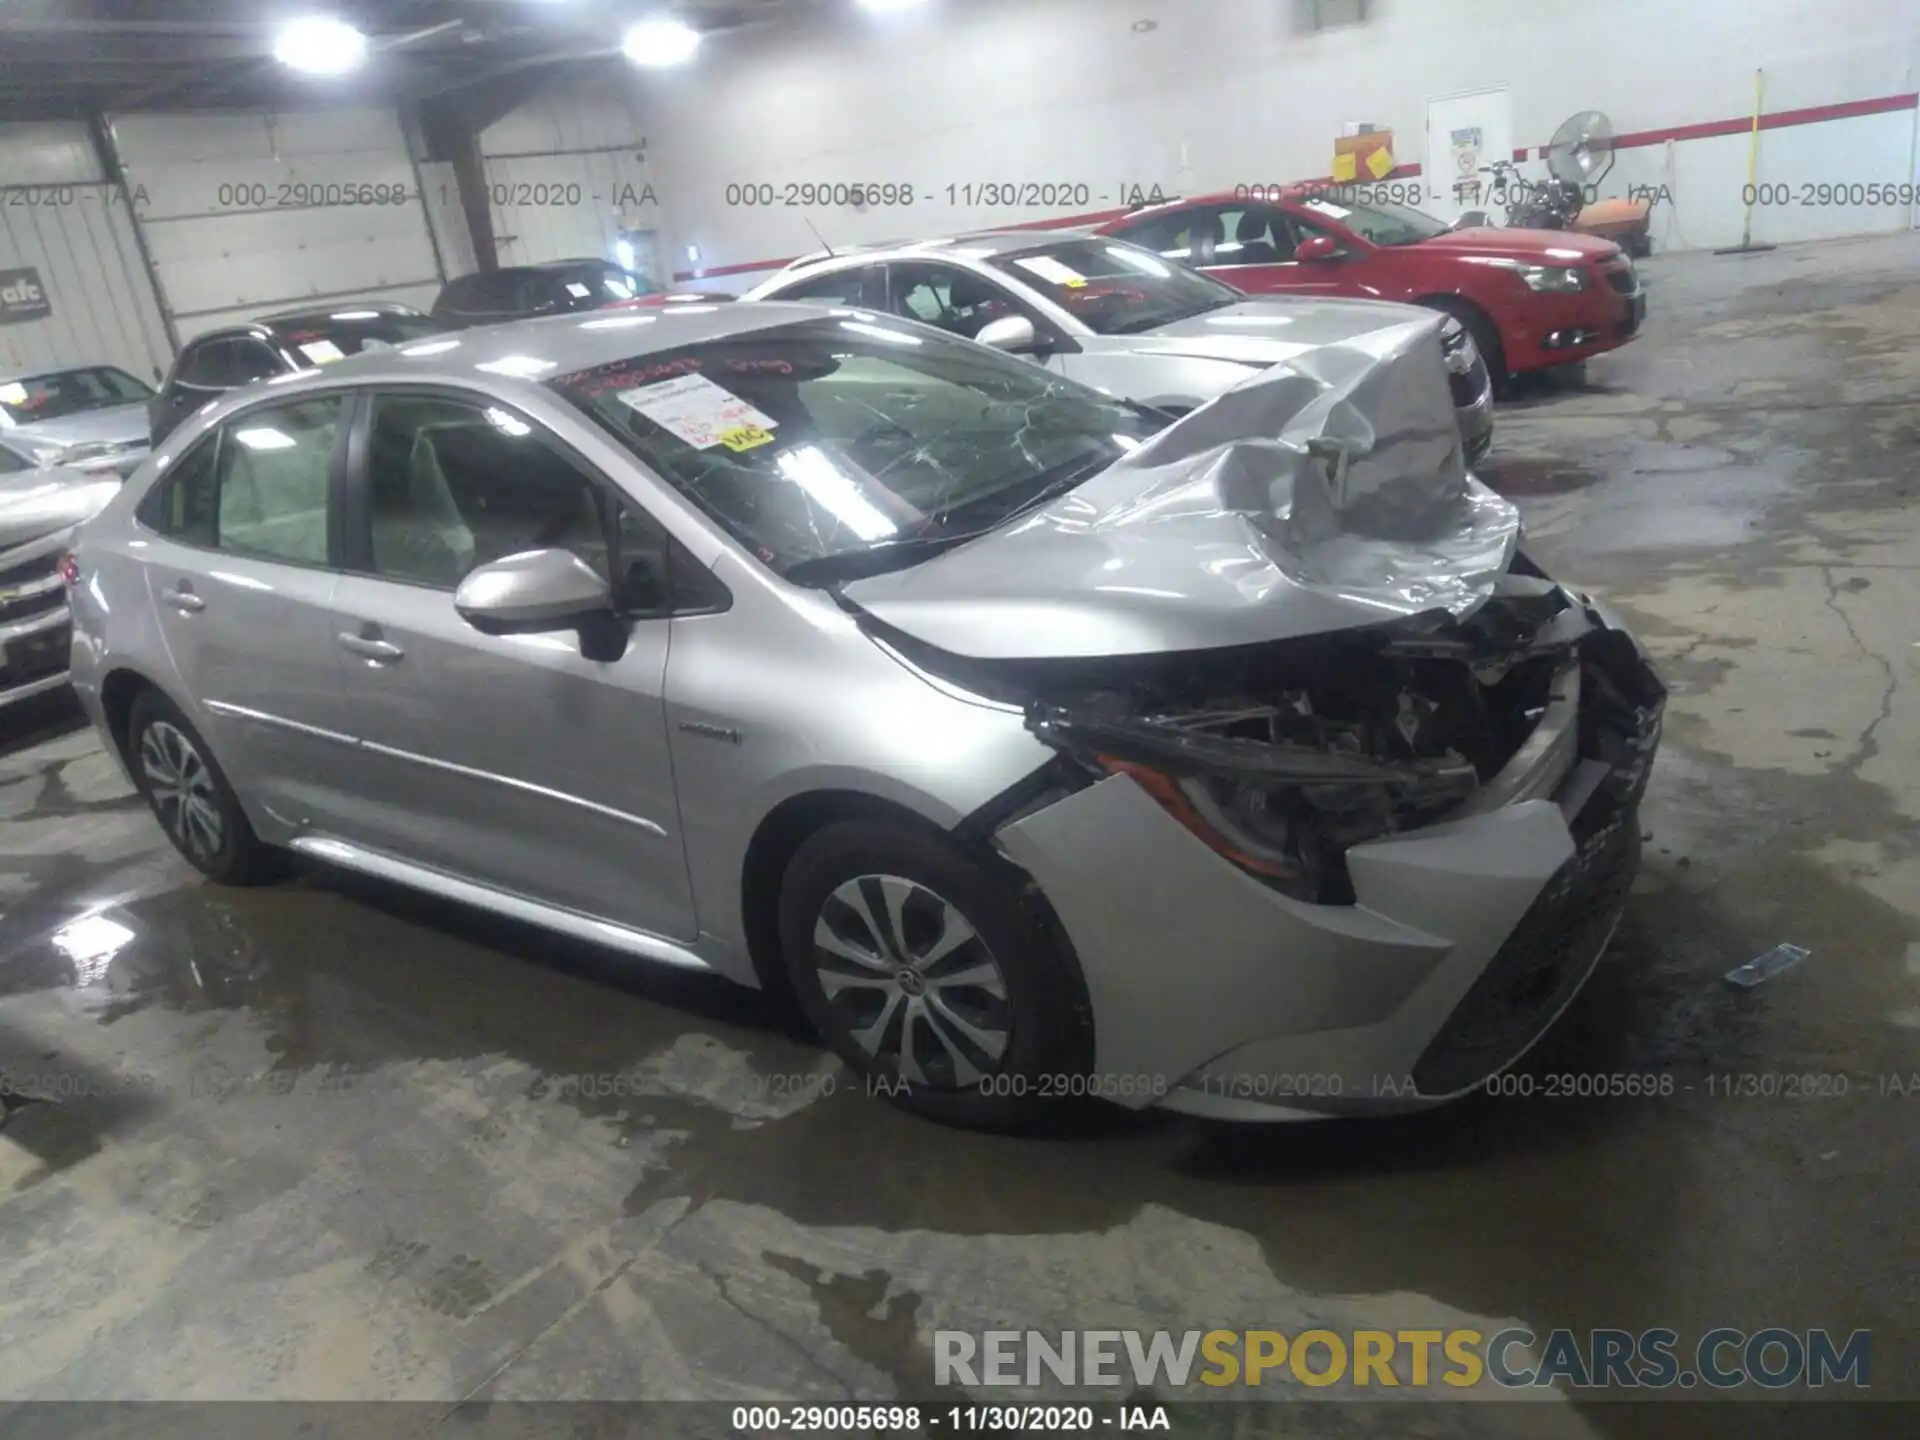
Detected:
[842,314,1520,660]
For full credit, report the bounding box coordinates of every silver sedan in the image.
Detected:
[67,300,1657,1129]
[742,232,1494,465]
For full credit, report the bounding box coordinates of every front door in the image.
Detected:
[323,388,696,940]
[134,391,365,830]
[1426,87,1515,224]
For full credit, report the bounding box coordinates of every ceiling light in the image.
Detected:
[272,17,369,76]
[621,19,701,67]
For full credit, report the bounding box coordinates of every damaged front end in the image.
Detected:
[1012,561,1665,907]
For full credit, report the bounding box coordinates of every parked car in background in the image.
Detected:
[67,302,1660,1129]
[1097,189,1645,387]
[1,363,155,477]
[148,303,445,446]
[430,258,664,329]
[742,232,1493,464]
[2,452,121,709]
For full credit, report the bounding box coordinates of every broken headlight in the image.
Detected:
[1030,704,1480,903]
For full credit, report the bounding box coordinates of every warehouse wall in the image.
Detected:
[477,89,662,284]
[110,108,446,343]
[621,0,1920,286]
[0,121,173,381]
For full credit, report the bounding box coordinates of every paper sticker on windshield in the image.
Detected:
[565,282,592,298]
[616,372,779,451]
[298,340,345,364]
[1302,199,1352,220]
[0,383,26,406]
[1013,255,1089,288]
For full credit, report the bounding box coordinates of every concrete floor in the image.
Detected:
[1,235,1916,1436]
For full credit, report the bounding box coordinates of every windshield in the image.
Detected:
[0,366,152,427]
[271,312,446,366]
[551,316,1165,582]
[988,239,1240,335]
[1293,195,1451,247]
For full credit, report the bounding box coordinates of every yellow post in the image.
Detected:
[1739,68,1766,248]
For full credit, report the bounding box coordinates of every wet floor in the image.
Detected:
[2,237,1917,1436]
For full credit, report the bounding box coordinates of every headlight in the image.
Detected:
[1517,265,1585,293]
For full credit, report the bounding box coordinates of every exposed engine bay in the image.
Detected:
[863,557,1665,905]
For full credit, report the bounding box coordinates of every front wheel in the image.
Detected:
[777,820,1094,1130]
[127,690,282,885]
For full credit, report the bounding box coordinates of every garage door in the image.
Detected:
[110,109,446,343]
[0,122,172,383]
[480,94,662,287]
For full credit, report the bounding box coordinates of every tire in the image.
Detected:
[1420,296,1509,397]
[126,689,282,885]
[777,819,1094,1130]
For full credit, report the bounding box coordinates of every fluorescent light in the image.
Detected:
[272,17,368,76]
[475,354,558,377]
[777,446,898,541]
[330,309,380,320]
[233,426,296,451]
[621,19,701,67]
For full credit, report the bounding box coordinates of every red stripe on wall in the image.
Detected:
[676,91,1920,283]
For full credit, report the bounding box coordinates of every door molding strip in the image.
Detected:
[204,698,667,837]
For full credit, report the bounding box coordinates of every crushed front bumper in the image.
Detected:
[993,594,1662,1119]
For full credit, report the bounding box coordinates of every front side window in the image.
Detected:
[138,394,339,563]
[550,317,1166,584]
[987,239,1239,335]
[173,339,230,389]
[0,366,153,426]
[885,263,1033,342]
[361,392,615,591]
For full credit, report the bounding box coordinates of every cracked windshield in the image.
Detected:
[551,316,1164,582]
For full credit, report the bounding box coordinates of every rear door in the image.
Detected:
[133,391,362,826]
[323,386,697,939]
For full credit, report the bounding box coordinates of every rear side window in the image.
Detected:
[175,338,231,388]
[137,395,341,564]
[769,267,876,305]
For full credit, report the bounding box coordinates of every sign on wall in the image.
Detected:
[0,268,53,326]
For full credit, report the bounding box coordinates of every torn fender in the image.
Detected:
[841,313,1520,660]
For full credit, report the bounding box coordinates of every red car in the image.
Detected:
[1097,188,1645,387]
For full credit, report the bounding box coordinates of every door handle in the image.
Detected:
[165,585,205,614]
[337,632,405,663]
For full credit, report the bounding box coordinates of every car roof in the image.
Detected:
[193,301,856,400]
[255,303,427,326]
[771,228,1104,277]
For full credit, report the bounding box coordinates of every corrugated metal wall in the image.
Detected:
[109,109,446,343]
[479,92,662,285]
[0,121,173,381]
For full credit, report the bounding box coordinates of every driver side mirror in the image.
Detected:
[455,549,622,658]
[1296,235,1344,263]
[975,315,1040,354]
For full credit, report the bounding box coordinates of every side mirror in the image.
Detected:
[1454,210,1490,231]
[455,548,613,635]
[975,315,1039,353]
[1296,235,1343,263]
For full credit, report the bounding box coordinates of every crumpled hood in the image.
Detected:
[842,311,1520,660]
[1085,297,1447,369]
[4,401,151,452]
[0,466,122,550]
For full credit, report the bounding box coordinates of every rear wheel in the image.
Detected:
[127,690,282,885]
[777,819,1094,1130]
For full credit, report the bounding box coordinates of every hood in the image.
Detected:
[1413,227,1620,263]
[1088,297,1434,367]
[0,465,122,550]
[841,311,1519,660]
[5,401,151,451]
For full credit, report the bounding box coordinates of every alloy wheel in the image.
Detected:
[811,873,1011,1088]
[139,720,224,862]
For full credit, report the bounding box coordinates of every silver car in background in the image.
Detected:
[742,232,1494,464]
[67,301,1659,1129]
[0,362,155,478]
[2,445,121,708]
